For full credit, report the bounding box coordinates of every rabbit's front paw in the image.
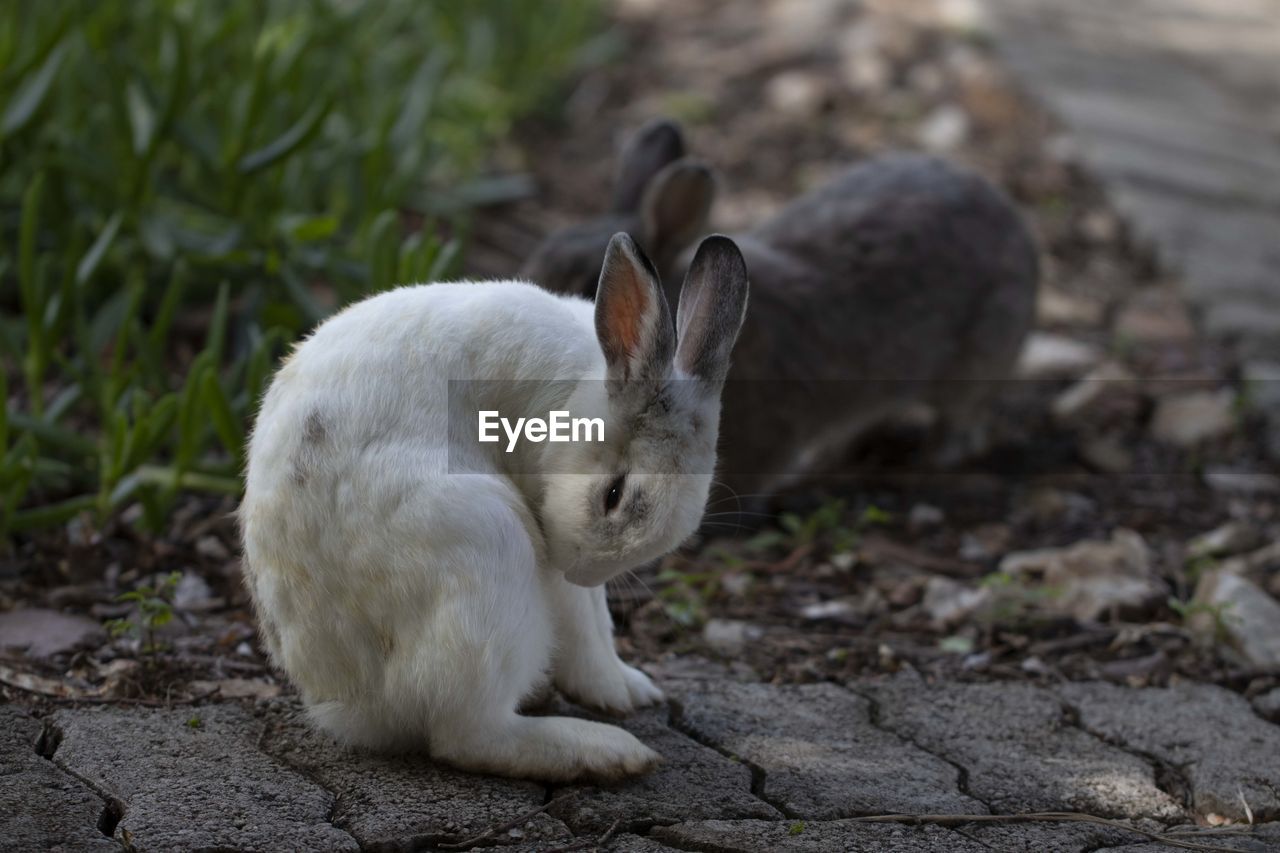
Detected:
[557,657,663,717]
[574,723,663,781]
[621,663,664,708]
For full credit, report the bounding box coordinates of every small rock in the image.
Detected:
[934,0,989,32]
[1191,571,1280,669]
[804,588,885,623]
[1051,361,1136,422]
[840,50,891,93]
[1021,488,1096,525]
[959,522,1012,561]
[173,572,216,611]
[801,600,855,621]
[916,104,970,152]
[720,572,752,596]
[1079,433,1133,474]
[830,551,857,572]
[1253,687,1280,721]
[0,609,104,658]
[922,577,990,629]
[1080,209,1120,244]
[1000,529,1166,623]
[1204,467,1280,495]
[1243,360,1280,419]
[1114,287,1195,345]
[195,535,231,562]
[908,503,945,531]
[1216,541,1280,578]
[1187,522,1263,562]
[1150,389,1236,448]
[768,0,849,47]
[1016,332,1101,380]
[765,70,828,116]
[702,619,762,657]
[1036,287,1104,328]
[906,63,945,97]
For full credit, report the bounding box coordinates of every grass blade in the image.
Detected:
[1,40,66,138]
[200,370,244,462]
[237,97,332,175]
[76,212,123,285]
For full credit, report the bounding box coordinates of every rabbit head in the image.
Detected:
[521,119,716,298]
[541,232,747,586]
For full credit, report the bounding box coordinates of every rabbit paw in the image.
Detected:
[570,722,663,782]
[557,657,664,716]
[621,663,665,708]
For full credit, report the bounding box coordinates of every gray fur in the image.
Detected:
[522,121,1039,506]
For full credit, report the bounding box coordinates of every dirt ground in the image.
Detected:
[3,0,1279,717]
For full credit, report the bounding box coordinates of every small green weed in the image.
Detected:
[104,571,182,653]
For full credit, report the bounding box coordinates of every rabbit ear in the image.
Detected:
[641,161,715,266]
[675,235,749,383]
[595,233,675,382]
[613,119,686,213]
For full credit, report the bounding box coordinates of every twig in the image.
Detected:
[544,818,623,852]
[1027,629,1117,657]
[151,653,268,674]
[1,679,222,707]
[437,791,579,850]
[845,813,1249,852]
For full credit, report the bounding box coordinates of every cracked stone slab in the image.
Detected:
[861,674,1183,820]
[49,704,357,851]
[964,820,1172,852]
[663,677,984,819]
[651,818,988,852]
[261,702,572,850]
[0,705,117,851]
[1097,820,1280,852]
[1060,681,1280,823]
[548,705,781,834]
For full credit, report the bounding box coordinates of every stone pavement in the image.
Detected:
[5,662,1280,851]
[978,0,1280,375]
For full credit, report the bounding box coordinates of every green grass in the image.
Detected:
[1,0,600,537]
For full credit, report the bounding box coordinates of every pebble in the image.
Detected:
[765,70,828,116]
[1036,287,1104,327]
[1051,361,1135,422]
[908,503,945,531]
[921,577,990,629]
[999,529,1166,623]
[1253,687,1280,721]
[1114,288,1195,345]
[1079,433,1133,474]
[1242,359,1280,413]
[1191,570,1280,669]
[1016,332,1101,380]
[1204,467,1280,495]
[702,619,763,657]
[1186,522,1263,561]
[916,104,970,152]
[1149,389,1236,447]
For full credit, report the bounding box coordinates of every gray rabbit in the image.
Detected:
[522,120,1039,509]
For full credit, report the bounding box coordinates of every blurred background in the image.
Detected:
[3,0,1279,703]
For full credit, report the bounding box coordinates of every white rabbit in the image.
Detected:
[240,233,748,781]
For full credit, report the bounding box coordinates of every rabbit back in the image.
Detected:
[713,154,1037,495]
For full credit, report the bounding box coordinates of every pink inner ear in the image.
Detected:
[603,263,649,360]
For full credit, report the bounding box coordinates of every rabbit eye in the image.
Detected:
[603,474,626,513]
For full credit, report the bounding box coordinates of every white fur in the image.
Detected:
[241,276,728,781]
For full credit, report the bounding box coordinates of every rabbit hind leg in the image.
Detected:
[384,505,658,782]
